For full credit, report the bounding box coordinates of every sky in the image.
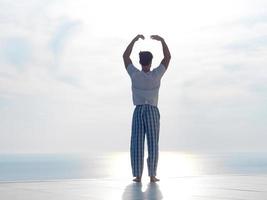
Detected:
[0,0,267,154]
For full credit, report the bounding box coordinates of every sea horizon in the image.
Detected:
[1,151,267,182]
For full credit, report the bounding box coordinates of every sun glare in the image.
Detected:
[107,151,200,179]
[105,151,205,199]
[158,152,200,177]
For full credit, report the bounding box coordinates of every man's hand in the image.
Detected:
[150,35,163,41]
[134,34,145,42]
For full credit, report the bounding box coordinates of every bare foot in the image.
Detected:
[150,176,160,182]
[133,177,141,182]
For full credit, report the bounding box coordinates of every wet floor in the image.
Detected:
[0,175,267,200]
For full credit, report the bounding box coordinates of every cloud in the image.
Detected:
[50,19,82,61]
[1,37,31,68]
[0,0,267,153]
[47,19,83,87]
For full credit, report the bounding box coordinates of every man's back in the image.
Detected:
[127,64,166,106]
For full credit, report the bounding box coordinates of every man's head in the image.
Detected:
[139,51,153,72]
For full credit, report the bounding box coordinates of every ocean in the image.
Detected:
[1,152,267,182]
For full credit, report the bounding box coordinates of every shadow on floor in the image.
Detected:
[122,182,163,200]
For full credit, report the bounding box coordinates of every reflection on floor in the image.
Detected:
[0,175,267,200]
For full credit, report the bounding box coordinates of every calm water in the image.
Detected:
[1,152,267,182]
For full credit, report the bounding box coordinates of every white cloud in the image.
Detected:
[0,0,267,153]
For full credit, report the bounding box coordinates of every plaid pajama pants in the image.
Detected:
[130,104,160,177]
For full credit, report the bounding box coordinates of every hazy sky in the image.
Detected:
[0,0,267,153]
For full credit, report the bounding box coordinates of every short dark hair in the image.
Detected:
[139,51,153,66]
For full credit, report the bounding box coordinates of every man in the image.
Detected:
[123,34,171,182]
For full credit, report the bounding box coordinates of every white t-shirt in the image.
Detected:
[127,63,166,106]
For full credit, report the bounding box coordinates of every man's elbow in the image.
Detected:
[123,52,129,58]
[165,54,171,61]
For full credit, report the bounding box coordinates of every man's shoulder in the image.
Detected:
[152,64,166,77]
[127,64,140,76]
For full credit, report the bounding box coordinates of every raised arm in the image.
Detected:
[151,35,171,69]
[123,34,144,69]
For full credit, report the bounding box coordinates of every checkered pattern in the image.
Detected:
[130,104,160,177]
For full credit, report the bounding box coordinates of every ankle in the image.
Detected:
[150,176,160,182]
[133,176,142,182]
